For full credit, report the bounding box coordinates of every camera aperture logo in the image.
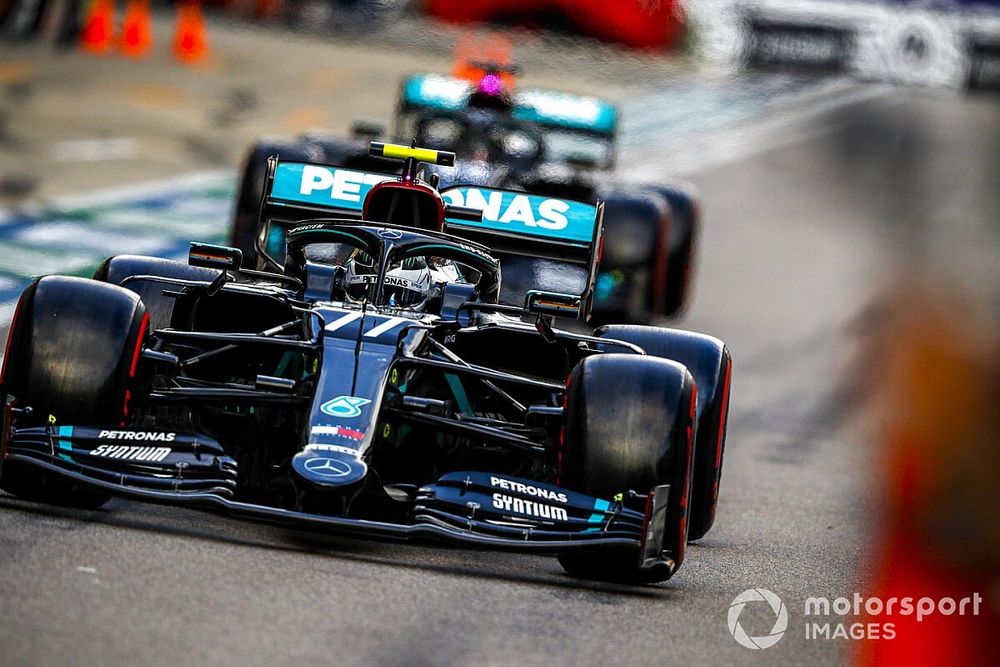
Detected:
[728,588,789,649]
[727,588,983,648]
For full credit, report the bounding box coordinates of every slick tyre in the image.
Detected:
[594,190,670,324]
[94,255,219,330]
[645,184,700,317]
[0,277,149,508]
[559,353,696,583]
[596,325,732,541]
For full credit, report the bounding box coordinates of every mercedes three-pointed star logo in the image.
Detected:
[303,456,352,478]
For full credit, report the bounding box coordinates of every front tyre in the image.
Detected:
[596,325,732,541]
[558,354,697,583]
[0,277,149,508]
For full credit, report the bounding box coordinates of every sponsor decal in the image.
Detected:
[490,476,568,503]
[491,493,569,521]
[320,396,371,419]
[270,163,393,211]
[346,274,422,291]
[443,188,569,230]
[442,187,597,243]
[376,228,403,240]
[91,444,172,462]
[727,587,985,648]
[309,425,364,441]
[290,223,327,233]
[98,430,176,442]
[303,456,353,479]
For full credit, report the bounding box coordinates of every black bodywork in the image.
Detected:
[2,144,730,583]
[0,222,677,581]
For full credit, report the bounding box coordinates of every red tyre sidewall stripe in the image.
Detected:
[121,311,150,424]
[677,382,697,567]
[0,292,27,387]
[556,371,572,486]
[714,356,733,476]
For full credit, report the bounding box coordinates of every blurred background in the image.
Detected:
[0,1,998,665]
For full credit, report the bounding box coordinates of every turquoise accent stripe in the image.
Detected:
[402,74,470,111]
[444,373,472,416]
[513,89,618,135]
[266,224,286,257]
[270,162,392,212]
[587,498,611,524]
[57,425,74,462]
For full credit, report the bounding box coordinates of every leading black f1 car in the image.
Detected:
[0,144,731,583]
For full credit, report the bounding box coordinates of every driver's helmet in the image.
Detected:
[343,252,435,310]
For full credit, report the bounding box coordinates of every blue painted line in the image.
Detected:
[0,174,236,321]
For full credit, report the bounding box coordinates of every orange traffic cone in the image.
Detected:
[173,0,210,66]
[79,0,116,56]
[121,0,153,59]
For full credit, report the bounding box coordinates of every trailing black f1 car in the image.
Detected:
[2,144,731,583]
[229,62,701,323]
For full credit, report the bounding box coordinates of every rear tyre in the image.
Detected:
[558,354,696,583]
[645,184,700,317]
[596,325,732,541]
[593,190,670,324]
[0,277,149,508]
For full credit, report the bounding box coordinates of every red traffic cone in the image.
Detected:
[121,0,153,59]
[173,0,210,66]
[80,0,116,56]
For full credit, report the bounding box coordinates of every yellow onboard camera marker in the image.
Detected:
[380,144,441,164]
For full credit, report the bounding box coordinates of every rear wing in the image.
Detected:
[397,74,618,138]
[265,159,394,219]
[256,159,397,267]
[441,185,604,319]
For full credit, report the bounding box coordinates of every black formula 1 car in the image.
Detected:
[229,65,701,323]
[2,144,731,583]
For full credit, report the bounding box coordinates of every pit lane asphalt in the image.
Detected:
[2,18,998,667]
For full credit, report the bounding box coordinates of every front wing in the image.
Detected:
[1,423,675,578]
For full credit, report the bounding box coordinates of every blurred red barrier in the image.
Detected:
[425,0,686,51]
[856,289,1000,666]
